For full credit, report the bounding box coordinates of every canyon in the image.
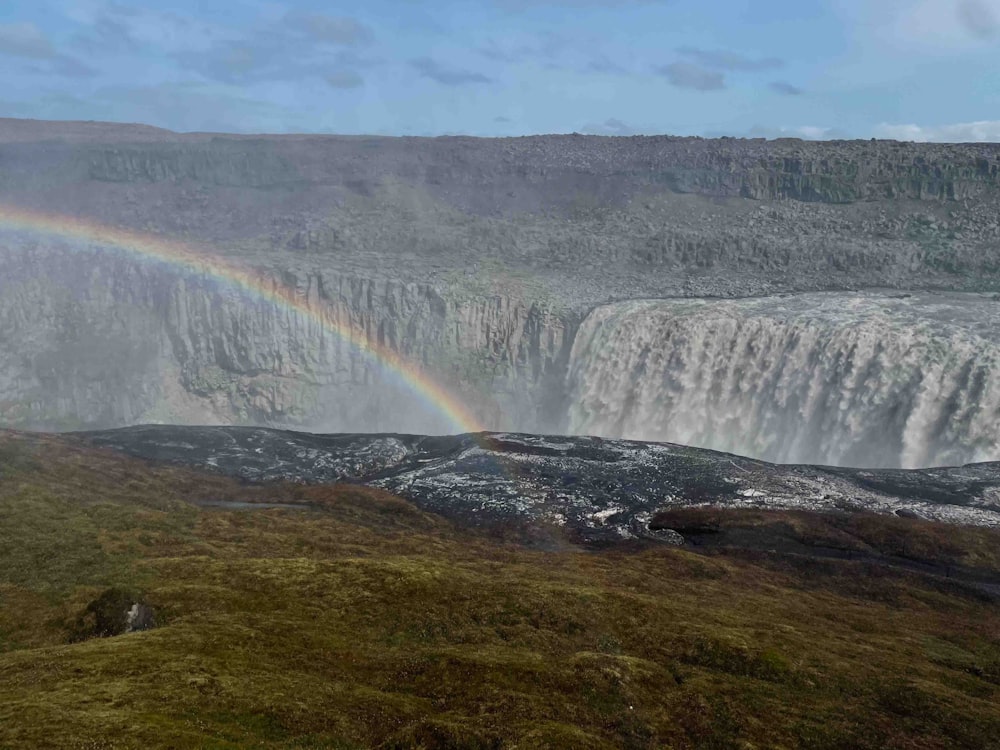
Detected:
[3,118,1000,467]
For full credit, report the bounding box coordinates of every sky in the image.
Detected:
[1,0,1000,140]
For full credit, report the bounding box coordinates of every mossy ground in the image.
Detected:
[1,431,999,749]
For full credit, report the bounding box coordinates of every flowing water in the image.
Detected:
[565,292,1000,468]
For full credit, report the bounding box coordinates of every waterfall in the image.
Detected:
[565,293,1000,468]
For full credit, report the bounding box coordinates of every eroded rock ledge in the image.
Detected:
[81,425,1000,544]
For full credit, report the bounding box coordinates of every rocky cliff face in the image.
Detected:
[0,241,574,433]
[4,121,1000,305]
[3,120,1000,455]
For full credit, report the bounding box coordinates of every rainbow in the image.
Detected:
[0,205,486,435]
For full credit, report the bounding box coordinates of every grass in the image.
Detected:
[0,431,999,748]
[650,505,1000,570]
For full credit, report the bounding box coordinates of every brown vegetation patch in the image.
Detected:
[0,432,999,747]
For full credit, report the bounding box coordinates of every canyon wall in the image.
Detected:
[4,120,1000,460]
[0,241,574,433]
[4,121,1000,308]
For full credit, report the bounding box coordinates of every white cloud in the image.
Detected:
[411,57,492,85]
[325,70,364,89]
[743,125,847,140]
[657,62,725,91]
[582,117,646,135]
[882,0,1000,46]
[0,22,55,59]
[769,81,804,96]
[284,12,374,46]
[64,2,227,70]
[876,120,1000,141]
[795,126,836,139]
[676,47,783,72]
[830,0,1000,51]
[958,0,1000,37]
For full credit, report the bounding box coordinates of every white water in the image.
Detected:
[565,293,1000,468]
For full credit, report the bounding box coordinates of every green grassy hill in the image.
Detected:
[1,431,999,749]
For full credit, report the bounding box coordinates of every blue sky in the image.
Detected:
[1,0,999,140]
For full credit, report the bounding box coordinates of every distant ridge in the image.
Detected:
[0,117,179,143]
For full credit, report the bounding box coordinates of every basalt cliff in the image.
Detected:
[3,118,1000,467]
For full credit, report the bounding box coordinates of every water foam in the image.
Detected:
[565,293,1000,468]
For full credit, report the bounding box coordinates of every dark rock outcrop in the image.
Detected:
[69,587,157,641]
[80,425,1000,544]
